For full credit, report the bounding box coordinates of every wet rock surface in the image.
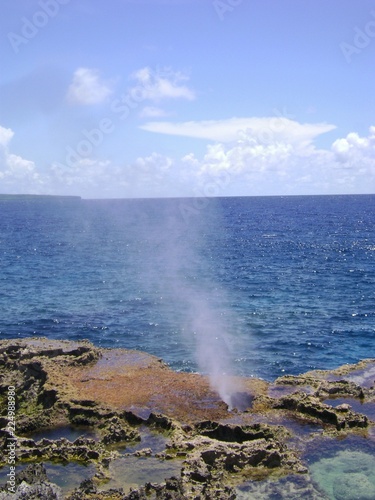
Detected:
[0,338,374,499]
[272,392,368,430]
[0,463,64,499]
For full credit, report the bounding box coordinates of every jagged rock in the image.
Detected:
[195,421,289,443]
[15,436,104,463]
[98,415,140,444]
[315,379,366,399]
[67,484,129,500]
[275,374,368,399]
[1,338,374,499]
[14,411,56,434]
[134,447,152,457]
[155,476,185,499]
[190,438,283,472]
[274,374,321,388]
[0,481,64,499]
[176,430,302,499]
[124,489,148,500]
[15,463,48,485]
[0,463,63,500]
[74,478,97,495]
[68,404,117,426]
[273,392,368,429]
[336,403,351,412]
[146,412,175,430]
[120,410,145,425]
[182,455,211,483]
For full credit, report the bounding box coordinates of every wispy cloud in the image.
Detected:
[66,67,113,106]
[138,106,170,118]
[130,67,195,102]
[140,117,336,146]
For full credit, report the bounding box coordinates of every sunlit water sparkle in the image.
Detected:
[0,194,373,382]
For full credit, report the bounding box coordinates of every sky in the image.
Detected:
[0,0,374,199]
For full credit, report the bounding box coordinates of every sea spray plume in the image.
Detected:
[187,292,237,408]
[136,198,241,408]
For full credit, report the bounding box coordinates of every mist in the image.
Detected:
[136,197,241,408]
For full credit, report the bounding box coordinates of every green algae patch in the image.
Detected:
[310,450,375,500]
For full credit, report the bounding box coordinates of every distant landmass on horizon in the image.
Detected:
[0,194,82,200]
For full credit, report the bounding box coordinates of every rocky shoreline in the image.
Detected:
[0,337,374,499]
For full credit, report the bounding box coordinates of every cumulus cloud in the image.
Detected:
[0,125,40,190]
[1,123,374,198]
[140,116,336,146]
[332,127,375,163]
[66,67,113,106]
[188,125,375,195]
[130,67,195,102]
[70,125,371,198]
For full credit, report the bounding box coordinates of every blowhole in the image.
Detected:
[228,392,254,412]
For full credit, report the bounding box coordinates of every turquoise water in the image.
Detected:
[0,195,374,381]
[236,435,375,499]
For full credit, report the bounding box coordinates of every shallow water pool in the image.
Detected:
[0,461,96,494]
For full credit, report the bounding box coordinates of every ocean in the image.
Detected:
[0,194,374,381]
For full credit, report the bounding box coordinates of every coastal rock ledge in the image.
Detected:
[0,337,374,499]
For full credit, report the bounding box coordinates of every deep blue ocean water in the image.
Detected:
[0,195,374,381]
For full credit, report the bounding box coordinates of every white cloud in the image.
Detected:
[140,117,336,146]
[50,153,176,198]
[0,125,40,191]
[130,67,195,102]
[66,67,113,106]
[50,159,113,195]
[1,123,374,198]
[332,127,375,162]
[74,125,371,198]
[188,126,375,195]
[0,126,14,147]
[139,106,169,118]
[134,152,173,173]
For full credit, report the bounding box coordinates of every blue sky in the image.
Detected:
[0,0,374,198]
